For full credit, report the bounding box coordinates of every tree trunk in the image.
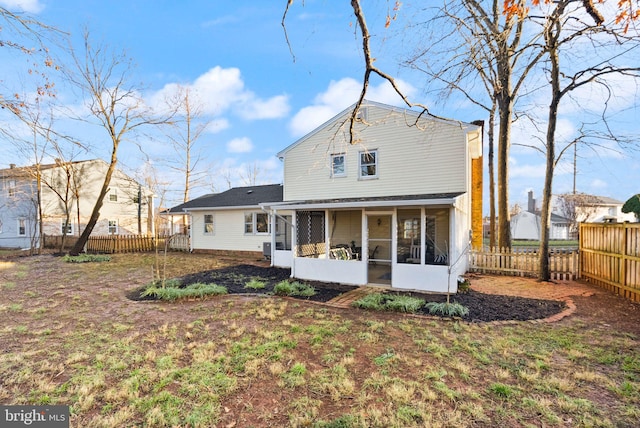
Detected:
[70,148,119,255]
[488,105,496,249]
[539,7,563,281]
[496,96,513,249]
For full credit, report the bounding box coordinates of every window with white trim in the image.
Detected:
[8,180,16,197]
[359,150,378,179]
[17,218,26,236]
[331,153,346,177]
[108,220,118,234]
[109,188,118,202]
[204,214,214,234]
[61,220,73,235]
[244,212,270,234]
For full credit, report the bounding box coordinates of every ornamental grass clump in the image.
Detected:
[425,301,469,318]
[273,280,316,297]
[244,278,267,290]
[352,293,425,313]
[142,281,227,301]
[62,254,111,263]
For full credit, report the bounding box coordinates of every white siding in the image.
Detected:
[282,104,470,201]
[191,209,272,252]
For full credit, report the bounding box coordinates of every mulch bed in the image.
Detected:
[127,264,566,322]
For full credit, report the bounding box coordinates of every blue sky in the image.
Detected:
[1,0,638,211]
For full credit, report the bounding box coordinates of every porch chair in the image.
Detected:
[406,244,421,264]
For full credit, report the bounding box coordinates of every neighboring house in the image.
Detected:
[552,193,636,224]
[171,101,483,293]
[0,159,154,249]
[165,184,285,254]
[510,191,572,240]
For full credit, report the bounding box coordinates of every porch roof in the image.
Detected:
[264,192,464,210]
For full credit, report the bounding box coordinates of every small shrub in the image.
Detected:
[63,254,111,263]
[425,301,469,318]
[457,276,471,293]
[244,278,267,290]
[273,280,316,297]
[489,382,514,399]
[352,293,425,313]
[142,282,227,301]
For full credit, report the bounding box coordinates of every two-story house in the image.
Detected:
[173,101,483,293]
[0,159,155,249]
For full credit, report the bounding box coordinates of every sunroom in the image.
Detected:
[265,193,469,293]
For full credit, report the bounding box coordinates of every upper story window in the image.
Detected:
[109,188,118,202]
[8,180,16,197]
[244,212,270,235]
[359,150,378,179]
[204,214,214,234]
[61,221,73,235]
[331,153,346,177]
[17,218,26,236]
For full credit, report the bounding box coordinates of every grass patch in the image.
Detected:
[352,293,425,313]
[141,282,227,301]
[62,254,112,263]
[273,280,317,297]
[244,278,267,290]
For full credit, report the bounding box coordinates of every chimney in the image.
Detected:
[470,120,484,250]
[9,163,16,169]
[528,191,536,213]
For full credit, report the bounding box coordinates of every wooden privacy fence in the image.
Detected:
[43,234,190,253]
[580,223,640,302]
[469,247,579,280]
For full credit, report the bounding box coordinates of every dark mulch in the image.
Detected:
[127,264,566,322]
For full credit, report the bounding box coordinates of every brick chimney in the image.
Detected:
[470,120,484,250]
[528,191,536,213]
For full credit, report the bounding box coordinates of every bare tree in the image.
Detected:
[532,0,640,280]
[162,86,211,233]
[556,193,601,238]
[66,31,171,255]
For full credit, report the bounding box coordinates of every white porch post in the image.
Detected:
[324,209,330,255]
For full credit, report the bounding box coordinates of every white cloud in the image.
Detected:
[227,137,253,153]
[590,178,608,190]
[0,0,44,13]
[289,77,417,137]
[148,66,290,121]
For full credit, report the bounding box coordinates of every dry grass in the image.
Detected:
[0,252,638,427]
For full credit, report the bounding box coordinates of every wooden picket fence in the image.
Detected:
[43,234,190,254]
[580,223,640,302]
[469,247,579,280]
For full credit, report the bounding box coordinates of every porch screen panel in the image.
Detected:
[397,209,421,264]
[425,208,449,265]
[296,211,325,257]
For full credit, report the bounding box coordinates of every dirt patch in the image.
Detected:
[127,264,566,322]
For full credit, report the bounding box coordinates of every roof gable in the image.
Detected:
[168,184,283,212]
[277,99,479,159]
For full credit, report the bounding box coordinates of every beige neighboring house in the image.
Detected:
[0,159,154,249]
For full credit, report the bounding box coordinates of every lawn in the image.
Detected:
[0,252,638,427]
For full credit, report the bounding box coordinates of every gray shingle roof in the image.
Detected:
[167,184,283,213]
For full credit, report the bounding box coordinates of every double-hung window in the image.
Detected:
[331,153,346,177]
[108,220,118,234]
[61,221,73,235]
[109,188,118,202]
[8,180,16,197]
[244,212,270,234]
[17,218,26,236]
[204,214,214,234]
[359,150,378,179]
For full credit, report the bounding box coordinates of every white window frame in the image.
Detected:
[359,149,378,179]
[244,212,270,235]
[17,218,26,236]
[203,214,214,234]
[331,153,346,177]
[109,188,118,202]
[108,220,118,235]
[61,220,74,235]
